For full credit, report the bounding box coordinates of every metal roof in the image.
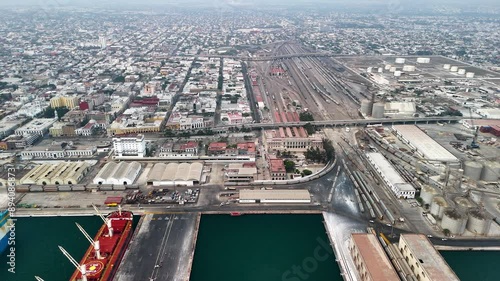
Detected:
[239,189,310,201]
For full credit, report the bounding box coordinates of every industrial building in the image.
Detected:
[146,162,203,186]
[398,234,460,281]
[224,163,257,183]
[19,161,90,185]
[349,233,399,281]
[392,125,458,163]
[113,134,146,158]
[93,161,142,185]
[239,189,311,204]
[366,152,416,199]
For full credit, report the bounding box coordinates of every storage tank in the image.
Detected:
[430,196,448,219]
[420,185,439,205]
[394,71,402,77]
[403,65,416,72]
[395,58,405,64]
[454,197,474,210]
[417,57,430,63]
[443,64,451,69]
[385,64,392,70]
[360,99,373,116]
[441,208,467,235]
[464,161,483,181]
[450,66,459,72]
[466,72,475,78]
[389,67,396,73]
[366,67,373,73]
[466,209,491,236]
[378,67,383,73]
[481,161,500,182]
[372,103,385,118]
[458,69,466,75]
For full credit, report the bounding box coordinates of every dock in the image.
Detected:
[114,213,200,281]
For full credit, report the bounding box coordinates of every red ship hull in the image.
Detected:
[70,211,133,281]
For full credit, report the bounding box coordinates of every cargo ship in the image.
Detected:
[60,206,133,281]
[0,209,11,253]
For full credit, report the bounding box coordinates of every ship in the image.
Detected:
[230,212,242,216]
[60,206,133,281]
[0,209,11,254]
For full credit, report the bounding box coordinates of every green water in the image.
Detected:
[0,216,139,281]
[441,251,500,281]
[190,214,342,281]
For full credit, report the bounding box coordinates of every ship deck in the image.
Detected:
[114,213,199,281]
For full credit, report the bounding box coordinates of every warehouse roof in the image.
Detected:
[366,152,413,190]
[147,162,203,182]
[392,125,458,162]
[239,189,310,201]
[94,161,141,183]
[400,234,460,281]
[351,234,399,281]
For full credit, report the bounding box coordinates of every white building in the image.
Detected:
[15,118,57,137]
[366,152,416,199]
[113,134,146,158]
[20,144,96,160]
[93,161,142,186]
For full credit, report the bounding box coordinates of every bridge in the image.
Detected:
[213,116,463,131]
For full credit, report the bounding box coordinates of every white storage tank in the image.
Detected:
[372,103,385,118]
[403,65,416,72]
[454,197,474,210]
[385,64,392,70]
[441,208,467,235]
[417,57,430,63]
[420,185,439,205]
[466,209,491,236]
[378,67,383,73]
[464,161,483,181]
[394,71,402,77]
[395,58,406,64]
[450,66,459,72]
[458,69,466,75]
[389,67,396,73]
[481,161,500,182]
[466,72,475,78]
[443,64,451,69]
[367,67,373,73]
[430,196,448,219]
[360,99,373,116]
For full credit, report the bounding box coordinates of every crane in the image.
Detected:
[34,277,45,281]
[468,108,479,149]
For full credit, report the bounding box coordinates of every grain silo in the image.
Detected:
[454,197,474,210]
[395,58,406,64]
[367,67,373,73]
[378,67,383,73]
[450,66,459,72]
[417,57,430,63]
[458,69,466,75]
[443,64,451,69]
[420,185,439,205]
[360,100,373,116]
[372,103,385,118]
[464,161,483,181]
[430,196,448,219]
[466,72,475,78]
[402,65,416,72]
[389,67,396,73]
[394,71,402,77]
[480,161,500,182]
[385,64,392,70]
[441,208,468,235]
[466,209,491,236]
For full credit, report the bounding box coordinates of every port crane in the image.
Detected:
[34,276,45,281]
[59,246,88,281]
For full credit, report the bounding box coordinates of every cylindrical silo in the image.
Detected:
[441,208,467,235]
[385,64,392,70]
[389,67,396,73]
[378,67,383,73]
[454,197,474,210]
[395,58,405,64]
[367,67,372,73]
[372,103,385,118]
[450,66,459,72]
[417,57,430,63]
[443,64,451,69]
[458,69,466,75]
[360,100,373,116]
[403,65,415,72]
[464,161,483,181]
[466,209,491,236]
[430,196,448,219]
[394,71,402,77]
[420,185,439,205]
[481,161,500,182]
[466,72,475,78]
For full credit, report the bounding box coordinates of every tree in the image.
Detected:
[302,169,313,176]
[443,229,451,237]
[299,112,314,122]
[304,123,316,135]
[283,160,295,173]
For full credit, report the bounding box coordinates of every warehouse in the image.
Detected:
[366,152,415,199]
[19,161,90,185]
[146,162,203,186]
[392,125,458,162]
[349,233,399,281]
[399,234,460,281]
[239,189,311,204]
[93,161,142,185]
